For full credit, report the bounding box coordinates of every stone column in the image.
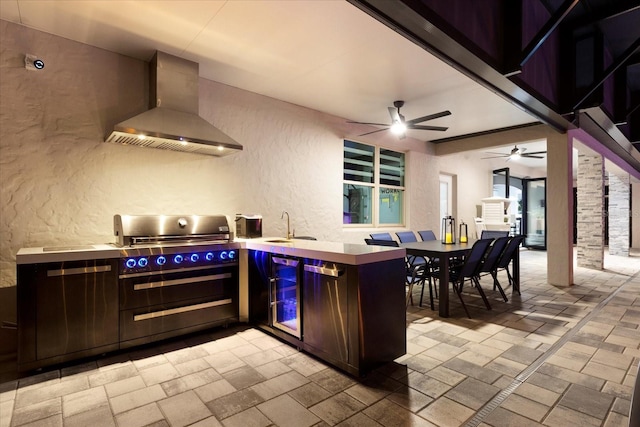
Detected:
[608,172,630,256]
[577,154,604,269]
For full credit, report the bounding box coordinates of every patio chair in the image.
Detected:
[448,238,494,318]
[395,231,438,307]
[395,231,418,243]
[492,235,525,294]
[480,230,509,239]
[416,230,441,299]
[417,230,437,241]
[475,236,511,303]
[365,238,433,309]
[369,232,393,240]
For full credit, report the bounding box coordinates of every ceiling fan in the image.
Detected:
[482,145,546,161]
[348,100,451,139]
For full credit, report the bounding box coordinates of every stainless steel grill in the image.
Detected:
[112,214,240,348]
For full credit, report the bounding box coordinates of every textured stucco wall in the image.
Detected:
[0,20,443,291]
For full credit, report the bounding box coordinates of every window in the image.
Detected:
[343,140,405,226]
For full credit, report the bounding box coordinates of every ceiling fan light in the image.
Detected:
[510,152,521,160]
[390,121,406,135]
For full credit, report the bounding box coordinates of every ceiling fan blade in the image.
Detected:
[358,128,389,137]
[347,121,390,126]
[522,155,545,159]
[481,155,509,159]
[484,151,510,156]
[388,106,401,123]
[406,110,451,125]
[523,151,546,155]
[409,125,448,132]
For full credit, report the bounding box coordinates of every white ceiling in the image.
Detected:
[0,0,538,142]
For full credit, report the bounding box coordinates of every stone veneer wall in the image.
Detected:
[577,153,604,269]
[608,172,630,256]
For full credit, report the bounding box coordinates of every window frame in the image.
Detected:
[343,139,406,228]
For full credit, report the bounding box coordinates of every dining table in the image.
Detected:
[401,238,520,317]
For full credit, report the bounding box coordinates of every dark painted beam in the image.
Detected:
[346,0,569,132]
[430,123,542,144]
[574,37,640,110]
[613,66,628,124]
[502,1,522,76]
[566,0,640,26]
[520,0,580,67]
[580,108,640,172]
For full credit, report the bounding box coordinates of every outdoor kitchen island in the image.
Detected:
[242,238,407,377]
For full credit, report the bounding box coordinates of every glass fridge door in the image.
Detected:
[270,256,301,339]
[523,178,546,249]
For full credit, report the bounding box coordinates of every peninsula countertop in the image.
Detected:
[239,237,405,265]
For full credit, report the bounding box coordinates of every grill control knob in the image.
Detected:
[205,252,214,261]
[190,253,199,263]
[174,254,184,264]
[125,258,137,269]
[220,251,228,260]
[156,256,166,266]
[137,258,148,268]
[228,250,236,259]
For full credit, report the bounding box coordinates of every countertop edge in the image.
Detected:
[241,240,405,265]
[16,239,406,266]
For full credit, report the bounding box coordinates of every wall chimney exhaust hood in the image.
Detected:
[105,51,242,157]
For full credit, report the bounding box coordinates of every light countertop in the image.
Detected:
[240,238,405,265]
[17,238,405,266]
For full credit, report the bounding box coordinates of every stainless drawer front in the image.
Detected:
[133,299,233,321]
[133,273,232,291]
[48,265,112,277]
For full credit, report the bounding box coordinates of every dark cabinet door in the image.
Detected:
[302,262,348,364]
[36,259,119,360]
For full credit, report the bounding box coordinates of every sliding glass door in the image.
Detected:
[523,178,546,249]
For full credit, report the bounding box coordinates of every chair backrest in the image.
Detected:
[418,230,437,241]
[481,230,509,239]
[457,238,494,279]
[369,232,393,241]
[395,231,418,243]
[364,238,400,247]
[478,236,511,273]
[496,235,525,269]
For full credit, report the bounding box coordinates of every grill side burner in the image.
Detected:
[113,214,240,348]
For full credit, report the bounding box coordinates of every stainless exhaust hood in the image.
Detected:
[105,51,242,157]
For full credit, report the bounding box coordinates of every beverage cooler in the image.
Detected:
[270,256,301,339]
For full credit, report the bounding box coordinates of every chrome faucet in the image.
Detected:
[281,211,293,239]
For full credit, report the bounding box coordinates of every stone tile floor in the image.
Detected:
[1,249,638,427]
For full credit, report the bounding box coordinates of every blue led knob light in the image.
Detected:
[156,256,166,266]
[190,253,199,262]
[220,251,228,260]
[174,254,184,264]
[205,252,214,261]
[228,250,236,259]
[125,258,137,269]
[137,258,148,268]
